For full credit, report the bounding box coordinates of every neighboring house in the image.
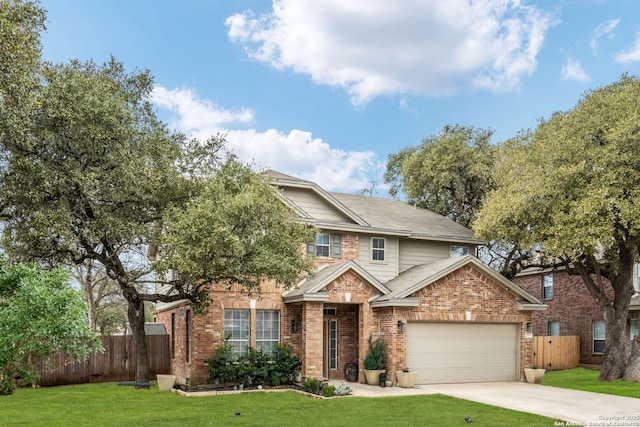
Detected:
[513,268,640,365]
[154,171,546,385]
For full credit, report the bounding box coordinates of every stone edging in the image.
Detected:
[171,387,327,399]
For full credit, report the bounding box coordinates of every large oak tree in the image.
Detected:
[474,75,640,381]
[1,47,314,384]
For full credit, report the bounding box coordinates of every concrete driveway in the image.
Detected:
[335,381,640,425]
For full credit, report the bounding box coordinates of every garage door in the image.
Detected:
[407,322,518,384]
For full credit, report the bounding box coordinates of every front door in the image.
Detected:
[323,318,337,378]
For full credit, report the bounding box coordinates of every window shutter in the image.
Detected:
[332,234,342,258]
[306,241,315,255]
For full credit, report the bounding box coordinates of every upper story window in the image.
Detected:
[315,233,330,257]
[542,273,553,299]
[372,237,386,261]
[634,264,640,292]
[451,246,469,258]
[307,233,342,258]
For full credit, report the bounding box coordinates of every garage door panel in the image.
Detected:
[407,322,518,384]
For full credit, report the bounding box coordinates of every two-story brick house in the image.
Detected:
[514,268,640,366]
[155,171,546,385]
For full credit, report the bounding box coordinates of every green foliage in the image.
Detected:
[385,124,496,228]
[157,158,315,313]
[474,74,640,380]
[334,383,353,396]
[363,335,386,370]
[0,0,46,147]
[303,377,319,393]
[475,74,640,266]
[0,260,102,394]
[321,384,336,397]
[206,342,301,388]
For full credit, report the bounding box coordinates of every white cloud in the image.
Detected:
[590,19,620,53]
[151,86,254,134]
[615,32,640,64]
[561,58,589,82]
[151,86,382,193]
[226,0,555,105]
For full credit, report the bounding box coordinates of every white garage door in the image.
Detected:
[407,322,518,384]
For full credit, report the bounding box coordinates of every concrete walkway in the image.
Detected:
[331,381,640,425]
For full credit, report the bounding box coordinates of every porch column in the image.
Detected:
[302,302,323,379]
[358,302,376,383]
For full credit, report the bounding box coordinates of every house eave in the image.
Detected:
[314,222,482,244]
[370,297,420,308]
[283,292,330,303]
[517,302,548,311]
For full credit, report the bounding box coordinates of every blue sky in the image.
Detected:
[39,0,640,194]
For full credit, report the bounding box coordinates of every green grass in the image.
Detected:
[1,383,557,426]
[543,367,640,398]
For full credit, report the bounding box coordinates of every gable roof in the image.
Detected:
[265,170,482,244]
[283,260,390,303]
[371,255,546,310]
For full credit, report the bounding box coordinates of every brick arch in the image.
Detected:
[324,270,382,303]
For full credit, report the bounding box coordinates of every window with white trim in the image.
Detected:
[328,319,337,370]
[631,319,638,348]
[451,246,469,258]
[256,310,280,355]
[542,273,553,299]
[307,233,341,258]
[593,320,605,354]
[548,321,560,336]
[372,237,385,261]
[315,233,330,257]
[224,309,250,356]
[634,264,640,292]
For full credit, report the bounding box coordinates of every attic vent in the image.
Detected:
[323,308,337,316]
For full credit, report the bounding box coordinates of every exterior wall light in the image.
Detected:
[397,320,405,333]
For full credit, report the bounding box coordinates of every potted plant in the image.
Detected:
[523,366,545,384]
[395,367,418,388]
[363,335,386,385]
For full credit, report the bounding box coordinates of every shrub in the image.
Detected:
[322,384,336,397]
[206,342,301,388]
[303,377,319,394]
[363,335,386,370]
[334,383,353,396]
[267,343,301,385]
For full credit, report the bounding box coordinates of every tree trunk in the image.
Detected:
[126,293,150,388]
[599,304,628,380]
[623,335,640,382]
[598,248,634,381]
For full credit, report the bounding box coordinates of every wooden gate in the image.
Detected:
[533,336,580,371]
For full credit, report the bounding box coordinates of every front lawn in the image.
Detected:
[543,367,640,398]
[2,383,557,426]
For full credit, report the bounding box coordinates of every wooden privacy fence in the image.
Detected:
[533,335,580,371]
[37,335,170,386]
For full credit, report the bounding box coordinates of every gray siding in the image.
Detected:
[358,235,398,283]
[398,239,478,273]
[283,187,354,223]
